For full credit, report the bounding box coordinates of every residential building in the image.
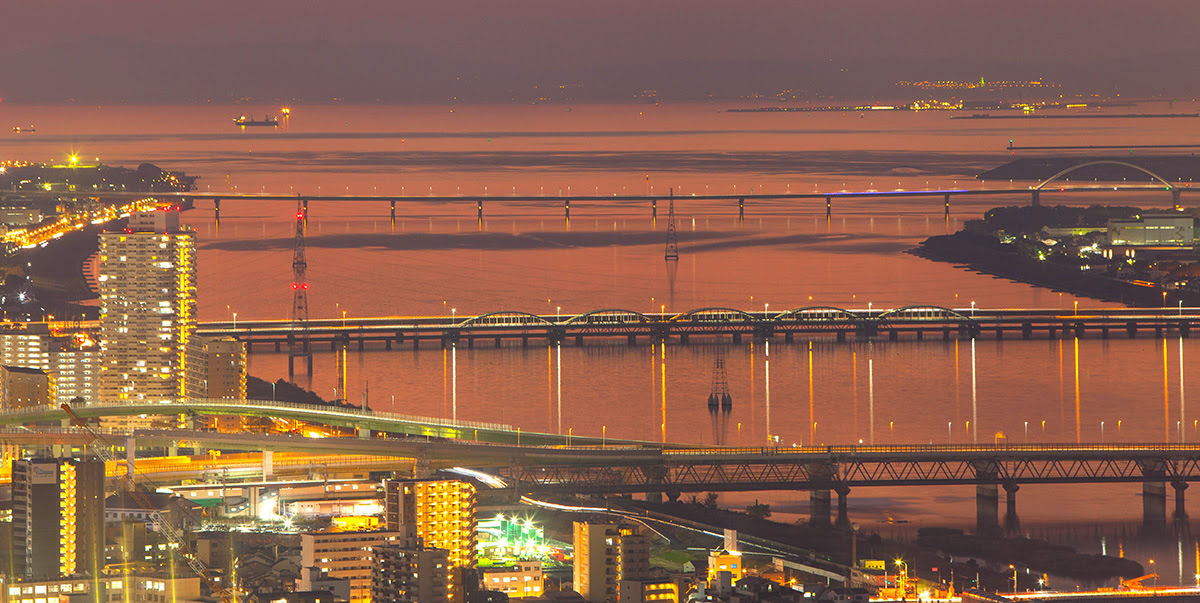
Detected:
[301,529,403,603]
[4,573,202,603]
[98,208,197,416]
[50,332,99,403]
[617,526,650,581]
[11,458,105,579]
[372,540,451,603]
[0,323,51,370]
[706,549,744,585]
[618,578,678,603]
[186,334,247,400]
[0,365,52,408]
[482,560,544,599]
[384,479,478,603]
[573,522,620,603]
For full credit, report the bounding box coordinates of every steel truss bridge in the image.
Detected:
[197,306,1200,351]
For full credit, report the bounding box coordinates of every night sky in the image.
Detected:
[3,1,1199,102]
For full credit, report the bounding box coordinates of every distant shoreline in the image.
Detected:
[952,113,1198,120]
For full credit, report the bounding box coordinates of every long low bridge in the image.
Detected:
[197,306,1200,351]
[2,398,1196,537]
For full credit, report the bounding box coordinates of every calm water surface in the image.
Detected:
[6,102,1200,578]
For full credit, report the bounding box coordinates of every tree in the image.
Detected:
[744,502,771,519]
[703,493,719,510]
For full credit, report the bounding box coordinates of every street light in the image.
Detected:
[1024,421,1028,443]
[556,306,560,321]
[232,312,237,329]
[1100,421,1105,442]
[1010,565,1017,592]
[602,425,606,448]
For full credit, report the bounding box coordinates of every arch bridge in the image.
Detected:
[1032,160,1182,208]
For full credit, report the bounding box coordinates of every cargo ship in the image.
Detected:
[233,115,279,127]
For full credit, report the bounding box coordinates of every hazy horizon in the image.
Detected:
[3,1,1200,103]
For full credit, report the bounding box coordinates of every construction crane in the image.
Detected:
[60,403,235,601]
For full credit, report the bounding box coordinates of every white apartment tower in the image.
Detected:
[98,209,197,404]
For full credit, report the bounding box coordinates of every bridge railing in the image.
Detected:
[662,443,1200,456]
[0,398,515,433]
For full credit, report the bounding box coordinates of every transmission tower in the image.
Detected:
[665,189,679,308]
[288,200,312,377]
[664,189,679,261]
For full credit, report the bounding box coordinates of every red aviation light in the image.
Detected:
[292,283,299,290]
[296,212,305,219]
[302,283,309,289]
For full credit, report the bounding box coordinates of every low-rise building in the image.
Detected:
[5,573,202,603]
[619,577,678,603]
[482,560,544,599]
[301,529,404,603]
[1107,214,1195,247]
[372,541,451,603]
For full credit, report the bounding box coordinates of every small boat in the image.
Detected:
[11,126,35,133]
[233,115,279,127]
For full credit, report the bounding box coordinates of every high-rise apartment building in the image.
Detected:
[98,208,197,407]
[50,332,99,404]
[383,479,477,603]
[11,458,105,579]
[573,523,650,603]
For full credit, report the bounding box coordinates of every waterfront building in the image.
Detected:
[384,479,478,603]
[372,540,452,603]
[0,365,53,408]
[1107,214,1195,248]
[11,457,105,579]
[300,528,403,603]
[98,208,197,416]
[0,324,51,370]
[481,560,544,599]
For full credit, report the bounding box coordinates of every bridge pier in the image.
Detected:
[521,336,529,348]
[943,327,951,341]
[274,342,281,352]
[995,326,1003,339]
[732,333,741,344]
[835,485,851,529]
[888,329,898,341]
[574,335,583,346]
[1074,322,1084,338]
[915,330,923,341]
[652,198,657,220]
[1048,325,1057,340]
[1173,188,1182,210]
[466,336,474,349]
[809,489,832,527]
[1143,480,1168,537]
[1102,325,1110,339]
[477,200,484,223]
[1173,480,1189,525]
[1031,190,1040,208]
[944,193,951,218]
[564,199,570,221]
[826,196,832,218]
[1127,321,1138,338]
[390,200,396,226]
[1003,482,1021,537]
[214,198,221,221]
[738,198,745,221]
[385,339,391,350]
[1181,322,1191,338]
[1155,325,1164,338]
[628,334,637,346]
[680,333,689,345]
[784,332,793,343]
[976,483,1000,536]
[358,338,365,351]
[494,336,502,347]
